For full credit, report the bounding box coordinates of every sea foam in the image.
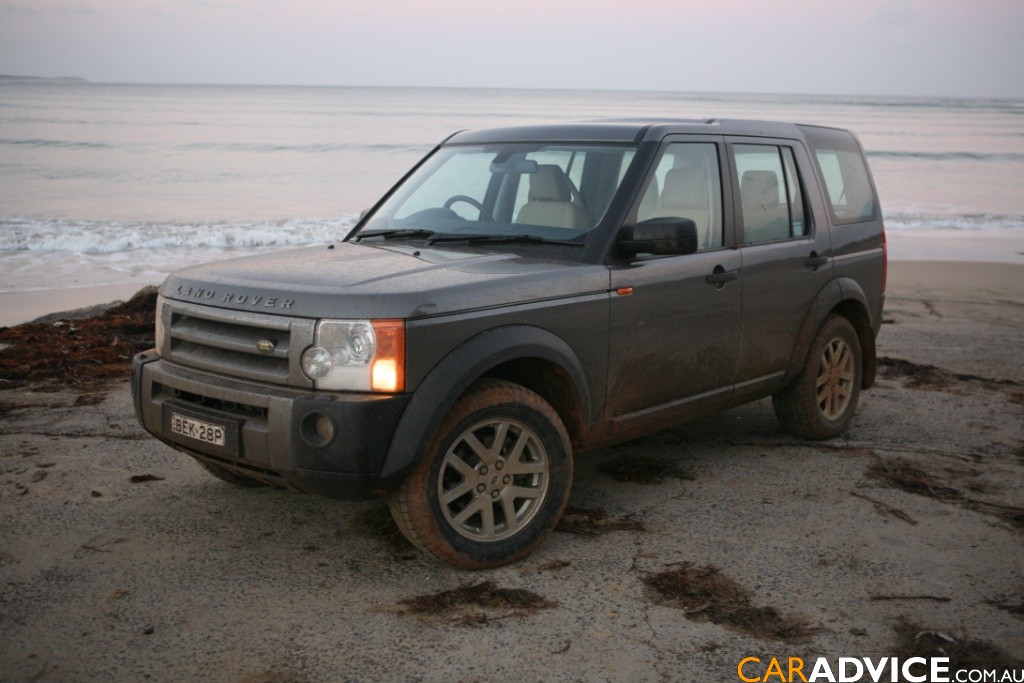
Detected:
[883,212,1024,231]
[0,216,358,253]
[3,213,1022,256]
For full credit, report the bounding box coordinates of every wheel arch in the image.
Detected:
[833,279,878,389]
[785,278,878,390]
[481,357,590,454]
[378,325,592,484]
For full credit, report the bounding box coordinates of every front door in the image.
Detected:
[605,139,741,435]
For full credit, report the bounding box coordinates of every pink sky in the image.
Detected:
[1,0,1022,96]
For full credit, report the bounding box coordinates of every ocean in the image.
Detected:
[1,83,1023,294]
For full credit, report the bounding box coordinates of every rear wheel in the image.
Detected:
[388,379,573,569]
[773,314,862,440]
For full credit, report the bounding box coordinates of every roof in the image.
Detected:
[444,118,812,145]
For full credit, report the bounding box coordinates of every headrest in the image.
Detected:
[529,164,574,202]
[661,165,708,209]
[741,170,779,203]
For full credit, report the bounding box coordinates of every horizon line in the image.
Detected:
[2,74,1022,102]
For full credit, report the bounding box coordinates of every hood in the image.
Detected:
[160,242,609,319]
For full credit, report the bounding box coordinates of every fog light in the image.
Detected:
[300,411,336,448]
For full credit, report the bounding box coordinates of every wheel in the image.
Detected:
[442,195,484,213]
[772,314,862,440]
[388,379,573,569]
[194,458,267,487]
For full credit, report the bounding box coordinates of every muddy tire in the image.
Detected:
[387,378,573,569]
[773,314,862,440]
[195,459,267,487]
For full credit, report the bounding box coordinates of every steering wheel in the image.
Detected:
[443,195,484,213]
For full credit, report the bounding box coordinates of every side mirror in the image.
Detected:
[619,217,699,256]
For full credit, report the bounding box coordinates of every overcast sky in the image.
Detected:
[1,0,1022,97]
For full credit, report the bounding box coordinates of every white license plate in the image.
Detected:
[169,412,226,447]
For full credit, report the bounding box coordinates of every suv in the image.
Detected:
[132,119,885,569]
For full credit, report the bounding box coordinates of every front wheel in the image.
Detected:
[773,314,863,440]
[388,379,573,569]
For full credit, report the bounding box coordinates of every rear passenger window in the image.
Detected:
[733,144,808,244]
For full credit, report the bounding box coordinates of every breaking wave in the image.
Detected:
[0,216,358,253]
[884,212,1024,231]
[2,213,1023,256]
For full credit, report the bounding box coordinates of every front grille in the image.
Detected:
[160,299,315,387]
[164,385,268,420]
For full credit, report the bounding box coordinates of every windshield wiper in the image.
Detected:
[425,233,583,247]
[353,228,436,242]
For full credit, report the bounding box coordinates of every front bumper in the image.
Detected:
[132,351,410,499]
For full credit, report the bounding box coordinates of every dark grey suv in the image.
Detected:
[133,119,886,568]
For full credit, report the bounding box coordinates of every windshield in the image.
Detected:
[354,143,637,244]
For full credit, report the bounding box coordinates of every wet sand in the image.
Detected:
[1,261,1022,681]
[0,283,150,328]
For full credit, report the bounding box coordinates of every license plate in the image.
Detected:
[169,412,226,447]
[162,402,241,458]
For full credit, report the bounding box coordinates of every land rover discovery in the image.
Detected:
[132,119,886,568]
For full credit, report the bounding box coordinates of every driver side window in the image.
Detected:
[636,143,723,251]
[393,152,492,220]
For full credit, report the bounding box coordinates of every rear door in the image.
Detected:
[605,137,741,430]
[727,138,834,397]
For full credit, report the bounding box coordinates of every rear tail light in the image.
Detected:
[881,223,888,293]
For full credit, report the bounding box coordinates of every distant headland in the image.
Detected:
[0,74,89,84]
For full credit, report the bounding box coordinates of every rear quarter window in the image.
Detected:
[800,126,877,225]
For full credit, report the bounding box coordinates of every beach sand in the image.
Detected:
[0,282,151,328]
[1,261,1022,680]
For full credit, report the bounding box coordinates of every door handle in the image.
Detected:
[804,252,829,270]
[706,266,738,288]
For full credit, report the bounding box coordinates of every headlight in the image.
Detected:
[301,319,405,392]
[300,346,333,379]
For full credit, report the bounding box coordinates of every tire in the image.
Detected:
[773,314,863,440]
[388,378,573,569]
[195,458,267,487]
